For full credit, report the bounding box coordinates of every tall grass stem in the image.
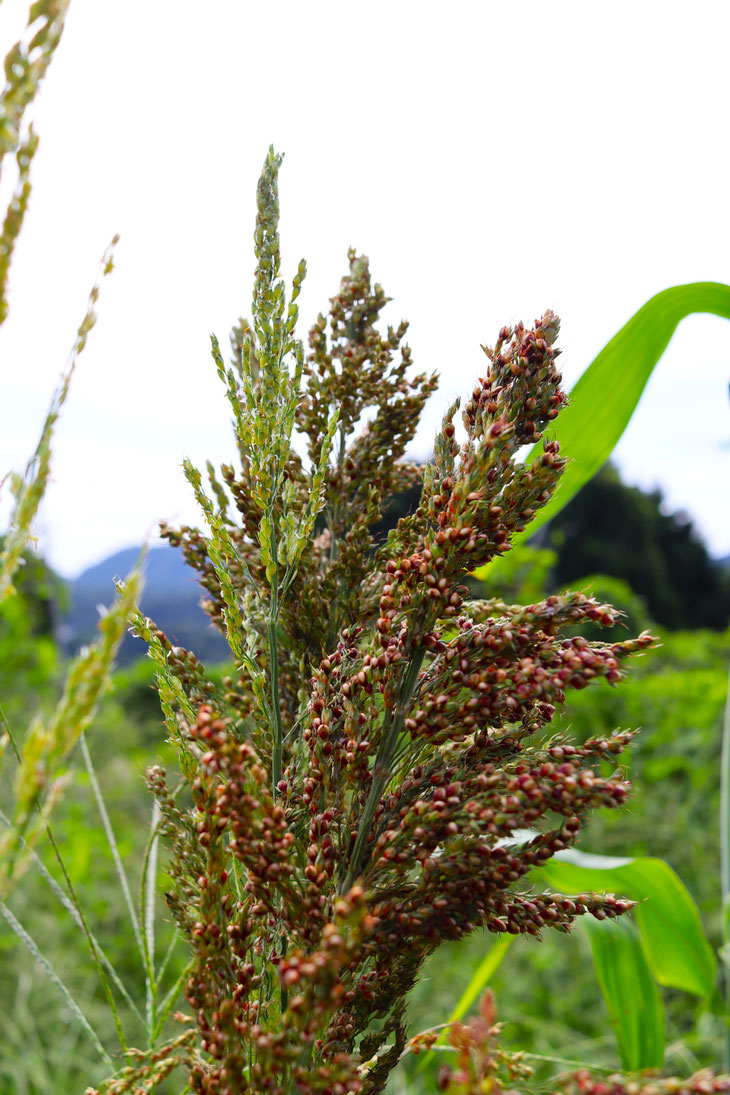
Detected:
[80,734,145,962]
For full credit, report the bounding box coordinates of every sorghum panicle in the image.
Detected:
[135,150,655,1095]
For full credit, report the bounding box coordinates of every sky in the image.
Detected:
[1,0,729,578]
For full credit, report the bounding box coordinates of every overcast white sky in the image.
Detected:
[1,0,729,578]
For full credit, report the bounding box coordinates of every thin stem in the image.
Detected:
[80,734,145,962]
[280,932,289,1015]
[330,425,347,558]
[140,798,162,1040]
[156,925,181,984]
[720,660,730,1069]
[265,513,290,1027]
[522,1051,615,1074]
[266,504,284,797]
[340,646,426,894]
[268,614,283,793]
[324,424,347,650]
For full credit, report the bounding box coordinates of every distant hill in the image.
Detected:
[59,486,730,667]
[59,544,230,666]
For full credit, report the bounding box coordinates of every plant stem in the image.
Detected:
[280,932,288,1015]
[268,561,283,796]
[720,661,730,1069]
[81,734,144,961]
[340,646,426,894]
[140,799,161,1041]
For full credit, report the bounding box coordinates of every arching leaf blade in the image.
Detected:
[473,281,730,583]
[540,851,716,997]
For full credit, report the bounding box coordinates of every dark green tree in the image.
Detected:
[546,463,730,631]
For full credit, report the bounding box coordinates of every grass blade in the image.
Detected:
[154,961,194,1043]
[444,936,513,1024]
[145,801,161,965]
[80,734,145,964]
[1,903,113,1066]
[156,925,181,986]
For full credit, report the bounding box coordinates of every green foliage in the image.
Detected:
[553,627,730,900]
[475,543,558,607]
[0,567,143,898]
[0,547,61,726]
[0,649,208,1093]
[540,849,716,1070]
[582,916,666,1072]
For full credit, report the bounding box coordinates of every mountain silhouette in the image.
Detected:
[60,544,230,666]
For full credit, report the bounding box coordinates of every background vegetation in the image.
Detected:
[2,469,728,1093]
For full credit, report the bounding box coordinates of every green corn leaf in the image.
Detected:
[583,915,665,1071]
[540,850,716,997]
[473,282,730,581]
[528,281,730,539]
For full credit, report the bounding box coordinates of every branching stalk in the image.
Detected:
[340,645,426,894]
[268,523,284,795]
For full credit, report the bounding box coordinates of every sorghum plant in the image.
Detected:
[117,148,655,1095]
